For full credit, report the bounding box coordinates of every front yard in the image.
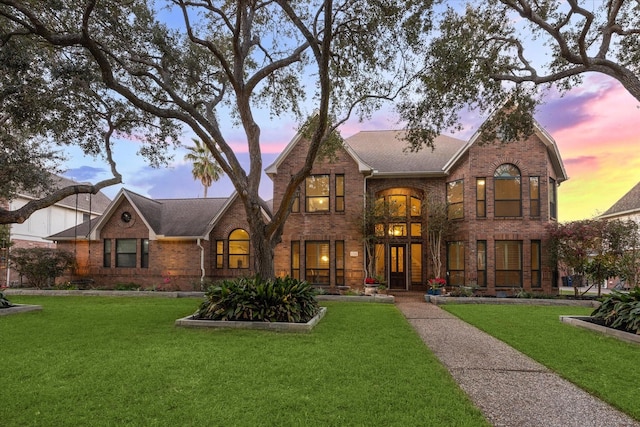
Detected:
[0,296,487,427]
[442,304,640,421]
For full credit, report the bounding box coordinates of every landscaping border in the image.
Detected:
[426,294,600,307]
[175,306,327,332]
[560,316,640,345]
[0,304,43,316]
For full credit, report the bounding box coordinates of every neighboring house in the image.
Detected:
[48,114,567,295]
[1,174,111,286]
[49,189,266,290]
[599,181,640,223]
[268,118,567,295]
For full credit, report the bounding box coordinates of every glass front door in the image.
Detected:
[389,244,407,290]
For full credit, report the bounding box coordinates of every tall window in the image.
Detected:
[306,175,330,212]
[335,175,345,212]
[229,229,249,269]
[306,241,330,285]
[291,188,300,213]
[495,240,522,287]
[447,180,464,220]
[216,240,224,269]
[335,241,344,286]
[388,195,407,217]
[447,241,465,286]
[549,178,557,220]
[411,196,421,217]
[530,177,540,216]
[141,239,149,268]
[476,178,486,217]
[291,241,300,280]
[531,240,541,288]
[494,164,521,217]
[477,240,486,288]
[103,239,111,268]
[116,239,137,268]
[411,243,422,284]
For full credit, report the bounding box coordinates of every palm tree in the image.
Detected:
[183,138,224,198]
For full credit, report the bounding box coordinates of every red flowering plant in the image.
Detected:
[365,277,379,284]
[427,277,446,289]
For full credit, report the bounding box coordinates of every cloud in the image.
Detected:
[63,166,108,182]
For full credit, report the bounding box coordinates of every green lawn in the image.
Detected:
[1,296,488,427]
[442,304,640,421]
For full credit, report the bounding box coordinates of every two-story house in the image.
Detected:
[48,114,567,295]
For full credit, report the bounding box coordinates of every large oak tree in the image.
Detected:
[400,0,640,150]
[0,0,426,278]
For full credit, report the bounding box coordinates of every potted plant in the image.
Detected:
[427,277,446,295]
[364,276,379,295]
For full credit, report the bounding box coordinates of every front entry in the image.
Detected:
[389,244,407,290]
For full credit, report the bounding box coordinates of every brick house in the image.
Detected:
[48,115,567,294]
[50,189,267,290]
[600,181,640,223]
[267,119,567,295]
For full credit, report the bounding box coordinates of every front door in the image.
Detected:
[389,244,407,290]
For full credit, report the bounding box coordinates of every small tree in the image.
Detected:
[606,219,640,289]
[184,138,224,198]
[359,194,400,282]
[10,248,75,289]
[425,195,457,280]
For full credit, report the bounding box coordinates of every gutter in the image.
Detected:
[197,238,206,284]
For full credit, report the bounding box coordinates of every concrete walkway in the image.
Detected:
[393,294,639,427]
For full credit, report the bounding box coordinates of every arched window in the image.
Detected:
[229,229,249,269]
[494,164,521,217]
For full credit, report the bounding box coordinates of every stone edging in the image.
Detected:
[0,304,43,316]
[3,289,205,298]
[560,316,640,345]
[315,294,395,303]
[175,306,327,332]
[426,294,600,307]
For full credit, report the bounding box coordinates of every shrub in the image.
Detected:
[194,276,320,323]
[10,248,75,289]
[591,287,640,334]
[0,289,13,308]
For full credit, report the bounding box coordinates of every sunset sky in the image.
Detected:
[62,73,640,223]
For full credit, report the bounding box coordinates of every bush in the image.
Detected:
[591,287,640,334]
[10,248,75,289]
[0,290,13,308]
[194,276,320,323]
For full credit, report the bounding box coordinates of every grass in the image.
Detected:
[1,296,488,427]
[442,304,640,421]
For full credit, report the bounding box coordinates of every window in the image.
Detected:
[530,177,540,216]
[374,243,385,279]
[495,240,522,287]
[447,241,465,286]
[388,195,407,217]
[116,239,137,268]
[103,239,111,268]
[411,243,422,284]
[494,164,521,217]
[306,175,330,212]
[216,240,224,269]
[389,223,407,237]
[476,178,486,217]
[306,241,330,285]
[477,240,486,288]
[291,241,300,280]
[411,197,421,217]
[335,175,345,212]
[549,178,557,220]
[531,240,541,288]
[291,189,300,213]
[141,239,149,268]
[447,180,464,220]
[335,241,344,286]
[229,229,249,269]
[83,213,90,223]
[410,223,422,237]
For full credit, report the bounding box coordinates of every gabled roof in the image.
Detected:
[17,174,112,214]
[345,130,467,176]
[48,189,237,241]
[600,181,640,219]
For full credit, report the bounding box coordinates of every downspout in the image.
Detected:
[197,238,205,286]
